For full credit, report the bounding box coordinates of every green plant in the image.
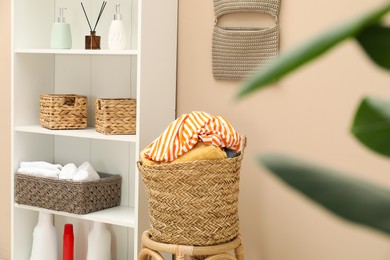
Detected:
[238,3,390,236]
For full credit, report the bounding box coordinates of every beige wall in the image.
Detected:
[0,0,11,259]
[177,1,390,260]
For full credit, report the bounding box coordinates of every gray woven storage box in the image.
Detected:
[15,172,121,214]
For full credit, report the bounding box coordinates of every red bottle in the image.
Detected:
[63,224,74,260]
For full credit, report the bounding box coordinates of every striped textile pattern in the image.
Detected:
[144,111,241,162]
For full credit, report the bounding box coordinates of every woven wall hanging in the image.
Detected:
[212,0,281,80]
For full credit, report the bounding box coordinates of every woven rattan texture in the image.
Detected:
[40,94,88,130]
[212,0,281,80]
[212,25,279,80]
[15,173,121,214]
[214,0,281,19]
[95,98,136,135]
[138,136,246,246]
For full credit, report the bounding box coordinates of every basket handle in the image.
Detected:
[240,135,247,156]
[63,96,76,106]
[137,160,143,169]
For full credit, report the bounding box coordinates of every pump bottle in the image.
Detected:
[108,4,127,50]
[50,8,72,49]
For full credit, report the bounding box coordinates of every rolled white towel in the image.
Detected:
[20,161,62,171]
[59,163,78,180]
[73,162,100,182]
[73,170,96,181]
[17,167,60,178]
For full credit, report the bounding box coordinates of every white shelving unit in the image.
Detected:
[11,0,178,259]
[15,204,135,228]
[15,125,138,142]
[15,49,139,55]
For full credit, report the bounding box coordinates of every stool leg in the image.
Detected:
[234,243,244,260]
[176,253,185,260]
[204,253,236,260]
[138,248,164,260]
[140,243,151,260]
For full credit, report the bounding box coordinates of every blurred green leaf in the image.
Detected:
[351,96,390,157]
[356,24,390,70]
[237,3,390,98]
[260,153,390,235]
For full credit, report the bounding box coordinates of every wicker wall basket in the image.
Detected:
[137,136,247,246]
[15,173,121,214]
[212,0,281,80]
[212,25,280,80]
[95,98,136,135]
[40,94,88,130]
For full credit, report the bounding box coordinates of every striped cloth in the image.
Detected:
[144,111,241,162]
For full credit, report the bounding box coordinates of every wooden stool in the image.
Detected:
[138,230,244,260]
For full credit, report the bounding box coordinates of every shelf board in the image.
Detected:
[15,125,137,142]
[15,203,135,227]
[15,48,139,56]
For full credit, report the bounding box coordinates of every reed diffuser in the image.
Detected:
[81,1,107,49]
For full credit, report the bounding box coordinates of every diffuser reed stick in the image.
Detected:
[80,2,93,32]
[80,1,107,32]
[93,1,107,32]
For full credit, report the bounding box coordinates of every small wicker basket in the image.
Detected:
[138,136,246,246]
[40,94,88,130]
[95,98,136,135]
[15,173,121,214]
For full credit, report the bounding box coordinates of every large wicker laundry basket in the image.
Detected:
[138,136,246,246]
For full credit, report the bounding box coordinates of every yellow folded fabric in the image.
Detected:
[141,142,227,166]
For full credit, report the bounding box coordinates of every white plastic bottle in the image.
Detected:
[30,212,58,260]
[108,4,127,50]
[50,8,72,49]
[86,221,111,260]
